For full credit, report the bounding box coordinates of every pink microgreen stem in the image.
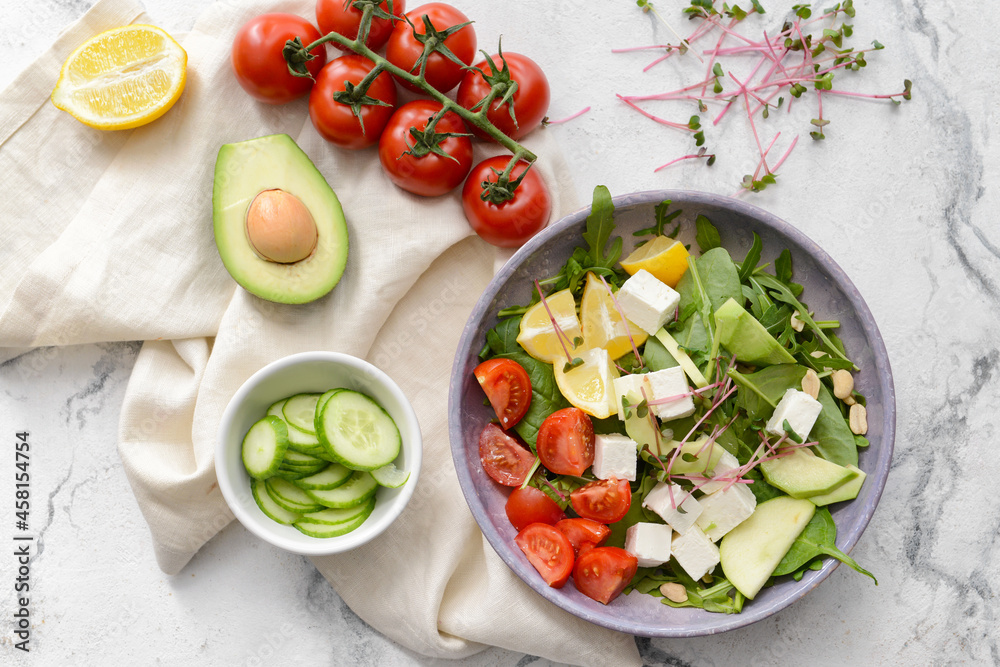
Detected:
[544,107,591,125]
[538,476,568,503]
[821,88,911,101]
[534,280,576,363]
[752,131,782,181]
[617,96,698,132]
[667,384,738,476]
[599,274,643,369]
[612,44,678,53]
[646,382,722,405]
[772,135,800,172]
[654,151,716,172]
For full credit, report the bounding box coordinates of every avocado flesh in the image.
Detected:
[714,298,796,366]
[213,134,348,304]
[806,464,866,505]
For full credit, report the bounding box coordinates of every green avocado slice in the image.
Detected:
[212,134,348,304]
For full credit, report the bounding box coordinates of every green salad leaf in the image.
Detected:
[772,507,877,583]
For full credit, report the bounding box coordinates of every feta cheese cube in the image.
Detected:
[699,450,741,495]
[646,366,695,422]
[694,482,757,542]
[765,388,823,440]
[592,433,638,481]
[616,269,681,335]
[643,482,703,534]
[671,526,721,581]
[625,522,673,568]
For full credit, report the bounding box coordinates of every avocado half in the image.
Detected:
[212,134,348,304]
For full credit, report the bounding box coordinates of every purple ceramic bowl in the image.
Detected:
[448,190,895,637]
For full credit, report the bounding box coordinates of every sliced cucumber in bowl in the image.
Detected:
[316,390,401,470]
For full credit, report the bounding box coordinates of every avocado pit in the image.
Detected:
[245,189,318,264]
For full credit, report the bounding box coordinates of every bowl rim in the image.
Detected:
[448,189,896,636]
[215,350,423,556]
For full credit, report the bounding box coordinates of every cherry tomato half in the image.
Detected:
[536,407,594,476]
[378,99,473,196]
[232,13,327,104]
[385,2,476,93]
[457,52,550,141]
[570,477,632,524]
[474,357,532,429]
[515,523,575,588]
[309,55,397,149]
[479,423,534,487]
[555,518,611,556]
[506,486,565,532]
[316,0,406,52]
[573,546,638,604]
[462,157,551,248]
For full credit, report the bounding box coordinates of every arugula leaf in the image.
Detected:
[738,232,763,282]
[582,185,622,268]
[772,507,877,583]
[727,364,808,421]
[635,199,683,238]
[695,214,722,252]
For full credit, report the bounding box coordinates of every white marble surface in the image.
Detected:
[2,0,998,665]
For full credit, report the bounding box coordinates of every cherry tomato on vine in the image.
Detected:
[309,55,397,149]
[378,99,473,197]
[573,547,638,604]
[385,3,476,93]
[570,478,632,524]
[232,14,327,104]
[457,52,550,141]
[515,523,575,588]
[316,0,406,52]
[479,423,535,487]
[536,407,594,476]
[506,487,565,532]
[474,358,532,429]
[462,156,551,248]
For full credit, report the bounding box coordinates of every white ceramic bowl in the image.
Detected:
[216,351,422,555]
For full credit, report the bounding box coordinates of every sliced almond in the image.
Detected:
[849,404,868,435]
[660,582,688,603]
[832,369,854,399]
[801,369,820,399]
[790,310,805,332]
[810,350,827,359]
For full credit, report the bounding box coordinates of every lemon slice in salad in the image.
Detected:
[620,236,690,287]
[516,288,583,363]
[553,347,619,419]
[51,24,187,130]
[580,272,648,360]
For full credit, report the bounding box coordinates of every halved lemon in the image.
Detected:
[553,348,619,419]
[516,288,584,363]
[51,24,187,130]
[580,272,648,360]
[620,236,690,287]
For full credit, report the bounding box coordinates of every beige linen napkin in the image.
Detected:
[0,0,642,664]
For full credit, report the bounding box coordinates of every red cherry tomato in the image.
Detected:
[385,2,476,93]
[457,52,550,141]
[555,518,611,556]
[515,523,575,588]
[474,358,532,429]
[378,99,473,196]
[573,547,638,604]
[309,55,397,149]
[316,0,406,52]
[505,486,565,532]
[570,477,632,524]
[478,423,534,487]
[536,407,594,476]
[462,157,551,248]
[232,14,327,104]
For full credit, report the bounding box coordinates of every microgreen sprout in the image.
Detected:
[533,280,579,367]
[541,106,592,126]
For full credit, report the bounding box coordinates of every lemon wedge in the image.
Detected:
[580,272,648,360]
[516,288,584,363]
[620,236,690,287]
[51,24,187,130]
[554,348,619,419]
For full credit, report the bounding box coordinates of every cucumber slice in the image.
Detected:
[313,388,345,432]
[282,449,327,465]
[306,471,378,508]
[268,399,322,448]
[294,509,371,538]
[282,393,321,434]
[317,390,401,470]
[371,463,410,488]
[293,463,353,490]
[252,478,301,525]
[241,416,289,480]
[302,496,375,525]
[271,468,313,481]
[265,478,326,513]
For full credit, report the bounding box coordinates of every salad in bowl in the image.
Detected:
[449,188,894,636]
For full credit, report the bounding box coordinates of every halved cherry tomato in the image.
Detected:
[555,518,611,556]
[309,55,397,149]
[479,423,534,487]
[316,0,406,52]
[474,358,532,429]
[456,52,550,141]
[505,486,565,532]
[231,14,327,104]
[536,407,594,476]
[573,547,638,604]
[385,2,476,93]
[570,477,631,524]
[515,523,575,588]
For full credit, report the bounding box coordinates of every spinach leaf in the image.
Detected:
[496,351,569,449]
[695,214,722,252]
[772,507,877,583]
[642,334,679,371]
[744,468,786,503]
[810,384,859,467]
[674,312,710,356]
[727,364,808,421]
[738,232,763,282]
[697,247,743,312]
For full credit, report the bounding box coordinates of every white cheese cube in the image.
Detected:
[695,482,757,542]
[625,522,673,568]
[646,366,696,422]
[643,482,703,534]
[616,269,681,335]
[592,434,638,481]
[765,388,823,440]
[699,450,741,494]
[671,526,721,581]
